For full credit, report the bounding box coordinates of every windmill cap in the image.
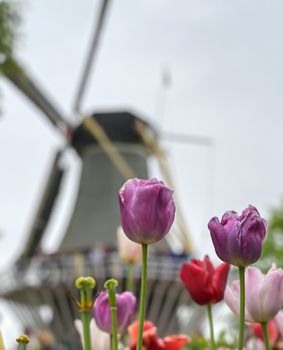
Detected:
[71,110,157,151]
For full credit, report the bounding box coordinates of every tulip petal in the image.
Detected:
[238,210,267,264]
[212,262,230,302]
[163,335,189,350]
[259,270,283,322]
[180,261,214,305]
[224,281,240,317]
[93,292,113,333]
[245,268,264,322]
[245,267,283,322]
[117,291,137,331]
[204,255,215,275]
[208,217,230,263]
[128,320,157,343]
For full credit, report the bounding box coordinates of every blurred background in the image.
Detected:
[1,0,283,348]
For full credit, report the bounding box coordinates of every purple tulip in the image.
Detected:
[225,266,283,323]
[208,205,267,266]
[119,178,175,244]
[93,291,136,334]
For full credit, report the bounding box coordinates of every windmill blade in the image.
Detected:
[73,0,111,115]
[1,57,72,137]
[20,150,65,259]
[161,131,213,147]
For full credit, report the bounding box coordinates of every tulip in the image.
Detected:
[180,255,229,350]
[208,205,267,267]
[93,291,136,334]
[128,320,163,350]
[119,177,175,350]
[225,266,283,323]
[119,178,175,244]
[117,225,142,264]
[128,320,189,350]
[75,319,110,350]
[209,206,267,350]
[179,255,230,305]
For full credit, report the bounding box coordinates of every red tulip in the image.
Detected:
[163,335,189,350]
[128,320,189,350]
[180,255,230,305]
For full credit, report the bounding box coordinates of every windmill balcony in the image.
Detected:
[0,249,204,345]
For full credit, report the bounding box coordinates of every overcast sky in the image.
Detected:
[1,0,283,263]
[1,0,283,346]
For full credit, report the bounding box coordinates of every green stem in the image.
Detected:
[110,334,113,350]
[137,243,148,350]
[81,312,92,350]
[261,322,270,350]
[110,305,118,350]
[17,344,26,350]
[122,332,128,348]
[126,263,134,291]
[105,279,119,350]
[238,266,246,350]
[207,304,216,350]
[104,278,118,350]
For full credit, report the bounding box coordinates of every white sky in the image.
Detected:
[1,0,283,346]
[1,0,283,265]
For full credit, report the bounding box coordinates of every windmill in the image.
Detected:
[0,0,212,345]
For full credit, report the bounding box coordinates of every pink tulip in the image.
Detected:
[225,266,283,323]
[117,226,142,264]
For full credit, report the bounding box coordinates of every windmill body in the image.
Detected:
[61,112,150,251]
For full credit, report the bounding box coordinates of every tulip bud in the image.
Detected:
[119,178,175,244]
[117,226,142,264]
[93,291,136,334]
[208,205,267,266]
